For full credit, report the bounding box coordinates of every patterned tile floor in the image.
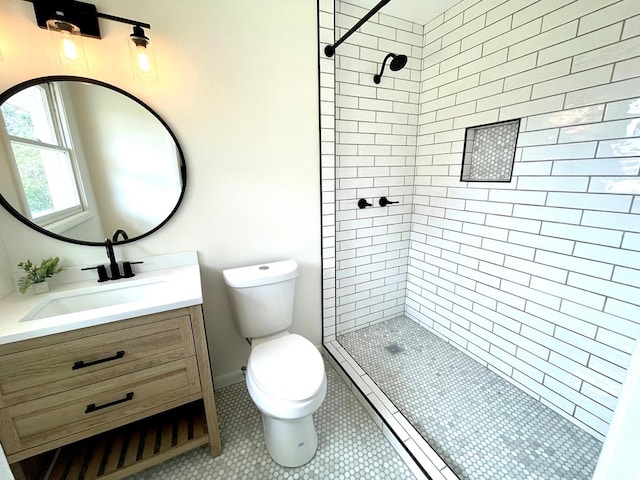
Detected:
[338,316,603,480]
[129,359,416,479]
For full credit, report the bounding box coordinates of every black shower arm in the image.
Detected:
[377,53,394,78]
[324,0,391,57]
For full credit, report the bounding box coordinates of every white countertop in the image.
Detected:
[0,251,203,345]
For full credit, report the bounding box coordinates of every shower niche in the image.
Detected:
[460,119,519,183]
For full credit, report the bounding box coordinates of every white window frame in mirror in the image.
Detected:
[0,82,92,229]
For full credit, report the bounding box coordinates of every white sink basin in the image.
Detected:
[0,252,203,346]
[20,277,166,322]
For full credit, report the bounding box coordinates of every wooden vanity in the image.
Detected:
[0,305,221,480]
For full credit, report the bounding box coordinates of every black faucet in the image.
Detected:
[82,239,143,282]
[112,229,129,242]
[105,239,122,280]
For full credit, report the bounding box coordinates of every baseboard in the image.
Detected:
[214,370,245,389]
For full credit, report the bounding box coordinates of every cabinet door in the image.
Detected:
[1,357,201,456]
[0,314,195,407]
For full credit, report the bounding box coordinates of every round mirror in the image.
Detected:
[0,76,186,246]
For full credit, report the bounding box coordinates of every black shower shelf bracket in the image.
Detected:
[324,0,391,57]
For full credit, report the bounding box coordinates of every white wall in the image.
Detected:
[0,0,321,385]
[0,235,12,300]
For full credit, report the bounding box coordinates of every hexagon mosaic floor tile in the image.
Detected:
[128,359,416,480]
[338,316,603,480]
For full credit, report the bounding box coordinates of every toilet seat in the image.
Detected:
[248,334,324,402]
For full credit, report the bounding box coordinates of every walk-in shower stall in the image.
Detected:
[319,0,640,479]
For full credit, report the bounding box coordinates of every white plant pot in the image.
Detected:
[32,281,49,295]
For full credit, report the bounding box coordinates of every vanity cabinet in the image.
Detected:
[0,305,221,479]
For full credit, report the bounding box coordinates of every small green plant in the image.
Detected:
[17,257,63,294]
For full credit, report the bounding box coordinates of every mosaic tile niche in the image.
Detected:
[460,119,520,182]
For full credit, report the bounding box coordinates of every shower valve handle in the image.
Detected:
[358,198,373,209]
[379,197,399,207]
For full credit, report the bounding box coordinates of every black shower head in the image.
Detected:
[373,53,408,84]
[389,54,408,71]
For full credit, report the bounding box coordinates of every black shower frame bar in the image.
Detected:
[324,0,391,57]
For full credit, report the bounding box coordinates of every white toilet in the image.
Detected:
[222,260,327,467]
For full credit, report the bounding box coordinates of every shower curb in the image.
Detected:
[323,341,460,480]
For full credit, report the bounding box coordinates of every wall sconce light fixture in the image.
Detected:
[129,25,158,81]
[46,18,88,72]
[29,0,157,79]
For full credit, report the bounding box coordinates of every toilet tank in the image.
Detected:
[222,260,298,339]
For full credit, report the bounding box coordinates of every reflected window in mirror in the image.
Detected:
[0,83,86,226]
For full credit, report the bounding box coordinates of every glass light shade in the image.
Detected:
[128,29,158,82]
[46,19,88,72]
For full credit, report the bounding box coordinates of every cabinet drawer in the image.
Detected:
[1,357,201,455]
[0,314,195,407]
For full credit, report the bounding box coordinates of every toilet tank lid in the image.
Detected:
[223,260,298,288]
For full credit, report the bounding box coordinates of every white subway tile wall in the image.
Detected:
[321,0,640,465]
[333,2,423,335]
[409,0,640,440]
[319,0,337,342]
[322,10,457,476]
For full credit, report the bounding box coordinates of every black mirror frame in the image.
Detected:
[0,75,187,247]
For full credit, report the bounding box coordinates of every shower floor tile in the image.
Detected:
[338,316,603,480]
[128,359,416,479]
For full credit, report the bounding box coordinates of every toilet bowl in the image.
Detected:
[247,333,326,466]
[222,260,327,467]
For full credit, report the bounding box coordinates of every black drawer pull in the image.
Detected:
[72,350,125,370]
[85,392,134,414]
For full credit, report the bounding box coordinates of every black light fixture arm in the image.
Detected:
[24,0,151,39]
[324,0,391,57]
[96,12,150,30]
